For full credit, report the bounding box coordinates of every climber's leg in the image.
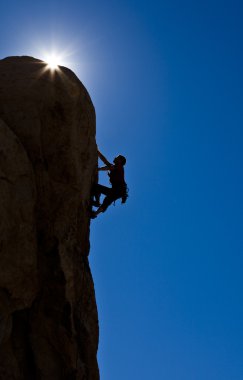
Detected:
[100,195,114,212]
[92,184,110,206]
[91,196,112,218]
[91,189,121,218]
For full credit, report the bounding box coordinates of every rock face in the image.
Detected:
[0,56,99,379]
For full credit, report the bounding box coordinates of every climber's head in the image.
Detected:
[113,155,126,166]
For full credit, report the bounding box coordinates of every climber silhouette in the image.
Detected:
[91,150,128,218]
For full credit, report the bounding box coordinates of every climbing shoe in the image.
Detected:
[90,211,97,219]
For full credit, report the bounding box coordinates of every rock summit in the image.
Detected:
[0,56,99,379]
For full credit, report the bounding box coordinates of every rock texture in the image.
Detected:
[0,56,99,379]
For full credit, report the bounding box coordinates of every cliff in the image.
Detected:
[0,56,99,379]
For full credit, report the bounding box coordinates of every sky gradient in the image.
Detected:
[1,1,243,379]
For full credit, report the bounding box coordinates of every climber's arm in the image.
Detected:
[98,166,112,171]
[98,150,112,166]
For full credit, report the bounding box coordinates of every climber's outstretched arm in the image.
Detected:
[98,150,112,166]
[98,166,111,171]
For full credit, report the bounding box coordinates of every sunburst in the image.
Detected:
[43,52,62,71]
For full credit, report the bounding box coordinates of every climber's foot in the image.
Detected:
[90,211,97,219]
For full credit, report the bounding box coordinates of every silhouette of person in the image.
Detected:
[91,150,128,218]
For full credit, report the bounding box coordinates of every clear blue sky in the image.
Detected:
[1,1,243,379]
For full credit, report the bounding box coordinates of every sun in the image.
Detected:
[47,56,59,70]
[37,45,77,76]
[44,53,61,70]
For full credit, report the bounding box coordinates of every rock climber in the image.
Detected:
[91,150,128,218]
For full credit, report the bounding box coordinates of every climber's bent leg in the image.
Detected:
[91,194,114,218]
[94,184,110,196]
[100,195,114,212]
[92,184,110,206]
[92,190,121,217]
[91,187,123,218]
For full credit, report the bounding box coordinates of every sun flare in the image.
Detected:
[44,53,61,70]
[33,42,82,78]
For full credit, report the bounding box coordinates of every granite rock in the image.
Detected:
[0,56,99,380]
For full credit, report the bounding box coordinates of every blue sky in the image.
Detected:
[1,1,243,379]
